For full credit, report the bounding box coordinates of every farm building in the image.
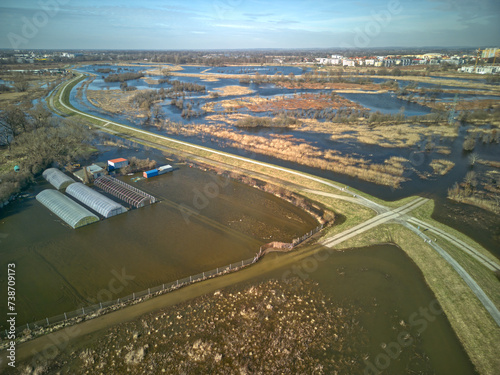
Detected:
[66,183,127,218]
[36,189,99,229]
[86,164,106,179]
[73,163,107,182]
[143,165,173,178]
[158,165,173,175]
[94,176,157,208]
[108,158,129,170]
[143,169,158,178]
[42,168,76,191]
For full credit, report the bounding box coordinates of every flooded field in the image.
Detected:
[10,245,477,374]
[0,149,317,326]
[68,63,500,253]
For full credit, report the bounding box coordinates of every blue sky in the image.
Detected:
[1,0,499,49]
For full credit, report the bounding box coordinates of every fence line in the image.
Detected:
[256,223,323,258]
[1,224,323,342]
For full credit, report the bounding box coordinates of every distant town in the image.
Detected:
[1,47,499,74]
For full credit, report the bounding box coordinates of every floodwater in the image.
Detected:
[0,152,317,326]
[235,244,477,374]
[71,64,500,253]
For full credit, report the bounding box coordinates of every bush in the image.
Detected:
[463,136,476,151]
[0,171,33,202]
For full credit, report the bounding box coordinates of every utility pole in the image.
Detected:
[473,48,482,72]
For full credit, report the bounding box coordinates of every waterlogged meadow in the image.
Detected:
[72,63,500,196]
[9,245,477,375]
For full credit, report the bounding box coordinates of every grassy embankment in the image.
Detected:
[49,74,500,374]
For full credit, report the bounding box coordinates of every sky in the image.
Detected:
[0,0,499,50]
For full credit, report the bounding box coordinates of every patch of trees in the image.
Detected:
[0,110,93,202]
[12,74,30,92]
[235,114,301,128]
[162,79,206,97]
[130,89,168,124]
[119,157,156,174]
[380,80,399,90]
[131,89,167,109]
[368,109,447,124]
[96,68,114,73]
[459,108,500,123]
[104,72,144,82]
[119,82,137,91]
[170,98,184,110]
[0,104,52,146]
[244,72,374,86]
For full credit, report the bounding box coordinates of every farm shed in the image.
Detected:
[36,189,99,229]
[108,158,129,169]
[65,183,127,218]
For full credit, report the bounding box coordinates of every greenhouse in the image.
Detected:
[36,189,99,229]
[65,183,127,218]
[42,168,76,191]
[94,176,157,208]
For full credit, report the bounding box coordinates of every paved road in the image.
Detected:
[321,197,429,248]
[408,217,500,272]
[55,74,500,327]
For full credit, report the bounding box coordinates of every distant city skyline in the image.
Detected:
[1,0,499,50]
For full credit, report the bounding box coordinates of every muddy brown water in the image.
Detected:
[243,245,477,374]
[0,165,317,327]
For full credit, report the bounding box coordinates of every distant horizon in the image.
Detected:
[0,46,492,52]
[1,0,499,50]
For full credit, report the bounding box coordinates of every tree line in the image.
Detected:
[0,105,93,202]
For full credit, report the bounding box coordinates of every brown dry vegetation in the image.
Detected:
[201,76,220,82]
[13,280,368,375]
[143,77,160,85]
[366,74,500,92]
[161,121,406,188]
[296,119,458,148]
[210,85,255,97]
[410,98,500,113]
[448,169,500,214]
[246,93,366,112]
[203,93,365,113]
[204,114,454,151]
[276,81,385,92]
[429,159,455,176]
[86,89,138,115]
[145,65,184,76]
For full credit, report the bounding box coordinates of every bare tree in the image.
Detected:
[12,74,29,92]
[468,152,479,166]
[0,106,29,145]
[29,103,52,129]
[151,104,164,123]
[464,171,477,187]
